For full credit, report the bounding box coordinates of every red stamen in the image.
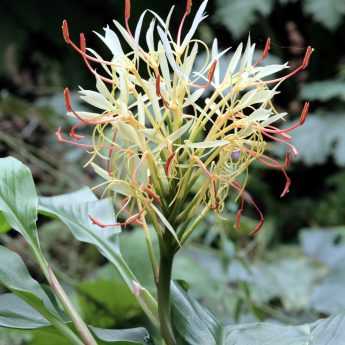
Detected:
[254,37,271,66]
[263,102,310,135]
[262,130,299,156]
[261,47,313,86]
[56,127,92,149]
[177,0,193,46]
[165,152,175,177]
[69,124,85,140]
[79,34,115,85]
[62,20,71,44]
[143,186,161,204]
[125,0,132,34]
[193,60,218,89]
[89,210,144,229]
[231,181,264,235]
[243,148,291,197]
[155,73,161,97]
[235,198,245,230]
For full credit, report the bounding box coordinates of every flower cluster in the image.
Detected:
[58,0,312,240]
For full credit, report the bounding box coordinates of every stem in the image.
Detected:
[48,267,98,345]
[157,245,176,345]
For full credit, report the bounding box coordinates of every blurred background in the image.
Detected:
[1,0,345,344]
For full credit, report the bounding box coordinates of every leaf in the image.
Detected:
[286,113,345,167]
[310,266,345,315]
[0,294,49,329]
[215,0,274,38]
[228,253,325,311]
[171,282,345,345]
[300,227,345,268]
[78,265,142,328]
[0,245,59,321]
[0,293,150,344]
[90,327,150,344]
[303,0,345,30]
[171,283,222,345]
[38,188,159,327]
[0,157,39,248]
[301,80,345,101]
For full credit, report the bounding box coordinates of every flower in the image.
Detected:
[58,0,312,240]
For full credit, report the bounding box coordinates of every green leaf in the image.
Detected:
[78,265,142,328]
[171,282,345,344]
[38,188,159,327]
[0,157,39,247]
[0,212,10,234]
[0,292,149,344]
[300,227,345,268]
[310,266,345,315]
[215,0,273,38]
[303,0,345,30]
[0,245,60,321]
[171,283,223,345]
[228,252,326,311]
[285,113,345,167]
[301,80,345,101]
[0,294,49,329]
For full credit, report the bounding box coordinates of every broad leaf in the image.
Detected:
[300,228,345,268]
[303,0,345,30]
[311,266,345,315]
[78,265,142,327]
[215,0,273,38]
[0,293,150,344]
[171,282,345,345]
[0,157,40,248]
[284,113,345,167]
[0,294,49,329]
[228,252,326,311]
[38,188,159,327]
[0,245,60,321]
[301,80,345,102]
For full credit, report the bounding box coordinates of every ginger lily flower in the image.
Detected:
[59,0,312,241]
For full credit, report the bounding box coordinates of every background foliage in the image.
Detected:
[1,0,345,343]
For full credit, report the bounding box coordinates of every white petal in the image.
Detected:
[79,89,113,110]
[135,10,147,44]
[181,0,208,51]
[146,19,156,52]
[94,26,123,56]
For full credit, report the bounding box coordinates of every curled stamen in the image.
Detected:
[64,88,105,125]
[232,181,264,235]
[56,127,92,149]
[89,210,144,229]
[263,102,310,135]
[69,124,85,140]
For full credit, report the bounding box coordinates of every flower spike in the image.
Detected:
[60,2,312,240]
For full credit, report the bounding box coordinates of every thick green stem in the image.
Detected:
[158,247,176,345]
